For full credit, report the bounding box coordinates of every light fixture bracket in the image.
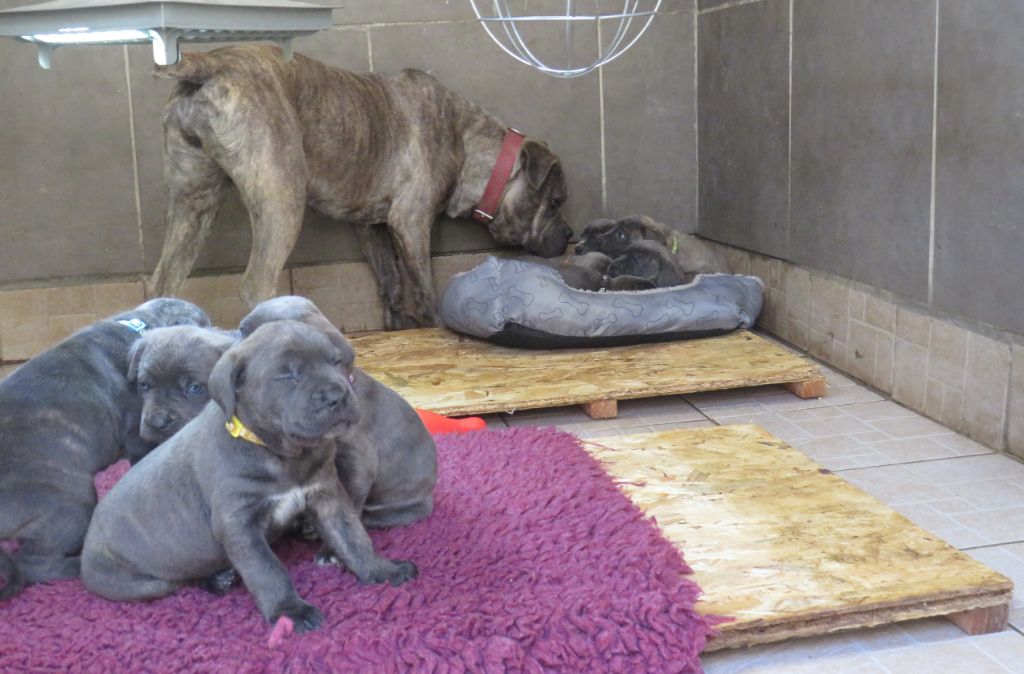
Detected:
[0,0,333,68]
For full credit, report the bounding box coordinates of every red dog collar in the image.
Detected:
[472,128,526,224]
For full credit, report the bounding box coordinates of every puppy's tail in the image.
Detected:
[0,549,25,601]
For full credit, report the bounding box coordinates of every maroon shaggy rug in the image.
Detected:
[0,427,716,673]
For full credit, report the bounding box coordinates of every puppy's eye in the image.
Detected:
[187,383,205,395]
[616,229,628,240]
[137,381,150,392]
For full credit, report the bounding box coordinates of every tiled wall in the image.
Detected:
[710,239,1024,461]
[697,1,1024,458]
[0,0,696,286]
[697,0,1024,336]
[0,252,489,360]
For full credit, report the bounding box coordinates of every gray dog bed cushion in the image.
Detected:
[440,256,764,349]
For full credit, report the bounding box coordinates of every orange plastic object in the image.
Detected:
[415,408,487,434]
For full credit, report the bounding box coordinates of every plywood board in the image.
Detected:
[352,328,824,416]
[582,425,1013,651]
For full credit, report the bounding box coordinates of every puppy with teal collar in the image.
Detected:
[0,299,210,601]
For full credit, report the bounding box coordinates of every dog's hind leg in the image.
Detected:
[356,224,417,331]
[387,195,444,327]
[14,502,92,585]
[146,122,230,299]
[220,119,307,309]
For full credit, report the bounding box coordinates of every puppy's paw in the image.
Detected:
[272,599,323,633]
[313,547,340,566]
[198,568,238,596]
[361,559,419,587]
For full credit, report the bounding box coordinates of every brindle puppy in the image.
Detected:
[81,321,418,631]
[147,44,572,329]
[128,326,237,446]
[0,299,209,601]
[607,240,696,288]
[239,296,436,530]
[575,215,727,277]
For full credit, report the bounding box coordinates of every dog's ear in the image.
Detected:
[127,339,147,384]
[208,349,244,419]
[519,140,560,190]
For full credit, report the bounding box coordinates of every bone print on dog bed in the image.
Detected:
[440,256,763,349]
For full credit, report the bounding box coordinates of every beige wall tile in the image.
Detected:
[1009,344,1024,460]
[924,378,945,421]
[896,307,931,347]
[759,287,787,338]
[941,387,964,430]
[849,288,866,321]
[893,338,928,412]
[927,319,968,387]
[749,253,772,286]
[431,253,494,301]
[874,330,894,393]
[179,271,290,330]
[806,327,834,363]
[961,332,1011,449]
[721,246,752,276]
[93,282,145,316]
[864,294,896,332]
[846,319,878,384]
[0,280,146,360]
[809,273,850,343]
[831,341,849,372]
[1,316,49,361]
[785,265,812,350]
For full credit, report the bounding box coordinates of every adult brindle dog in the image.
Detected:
[0,299,210,601]
[147,44,572,329]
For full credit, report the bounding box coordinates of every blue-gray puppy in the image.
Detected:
[0,298,210,600]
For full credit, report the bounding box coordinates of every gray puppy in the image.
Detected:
[239,296,437,529]
[517,252,655,292]
[0,298,210,601]
[128,326,237,446]
[81,321,418,631]
[608,240,696,289]
[147,44,572,329]
[575,215,727,277]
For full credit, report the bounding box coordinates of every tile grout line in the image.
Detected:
[693,7,699,231]
[122,45,145,275]
[597,16,608,214]
[961,539,1024,552]
[927,0,939,306]
[787,0,793,260]
[697,0,765,15]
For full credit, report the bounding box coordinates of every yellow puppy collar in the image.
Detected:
[670,234,679,255]
[225,415,267,447]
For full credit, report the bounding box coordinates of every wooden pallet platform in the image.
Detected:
[352,328,827,418]
[582,425,1013,651]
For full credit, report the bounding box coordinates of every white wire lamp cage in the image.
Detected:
[469,0,663,78]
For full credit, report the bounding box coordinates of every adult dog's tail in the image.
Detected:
[0,548,25,601]
[154,52,220,83]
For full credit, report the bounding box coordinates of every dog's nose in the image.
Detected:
[313,385,346,410]
[148,410,176,431]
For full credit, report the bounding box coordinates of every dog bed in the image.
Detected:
[440,256,764,348]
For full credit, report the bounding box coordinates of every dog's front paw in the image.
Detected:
[272,599,323,633]
[197,568,238,596]
[361,559,419,587]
